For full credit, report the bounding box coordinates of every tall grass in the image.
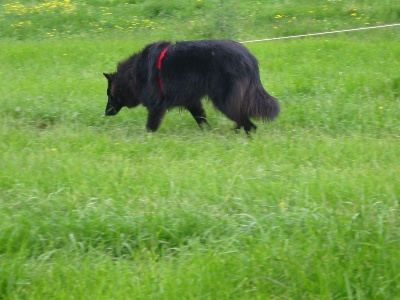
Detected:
[1,0,399,41]
[1,0,400,299]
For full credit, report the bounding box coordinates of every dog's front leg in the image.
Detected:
[146,106,166,132]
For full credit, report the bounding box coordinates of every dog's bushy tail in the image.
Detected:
[246,80,280,121]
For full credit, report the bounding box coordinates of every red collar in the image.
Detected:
[156,47,169,96]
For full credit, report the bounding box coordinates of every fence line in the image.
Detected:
[240,23,400,44]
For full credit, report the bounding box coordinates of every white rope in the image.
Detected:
[240,23,400,44]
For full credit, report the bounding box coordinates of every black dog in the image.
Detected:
[104,40,280,133]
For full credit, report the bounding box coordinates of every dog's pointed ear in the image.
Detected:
[103,73,114,81]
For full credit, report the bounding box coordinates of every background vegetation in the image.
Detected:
[1,0,399,299]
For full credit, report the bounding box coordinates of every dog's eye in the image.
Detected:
[112,95,122,104]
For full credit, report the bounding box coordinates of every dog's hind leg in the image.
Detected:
[235,118,257,134]
[146,106,166,132]
[241,119,257,134]
[186,101,210,129]
[210,81,256,134]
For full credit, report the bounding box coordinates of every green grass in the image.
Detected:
[1,0,400,299]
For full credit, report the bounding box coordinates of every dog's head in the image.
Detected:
[103,73,140,116]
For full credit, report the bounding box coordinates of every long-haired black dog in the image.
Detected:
[104,40,280,133]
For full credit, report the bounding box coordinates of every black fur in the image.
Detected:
[104,39,280,133]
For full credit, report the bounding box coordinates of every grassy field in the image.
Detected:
[1,0,400,299]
